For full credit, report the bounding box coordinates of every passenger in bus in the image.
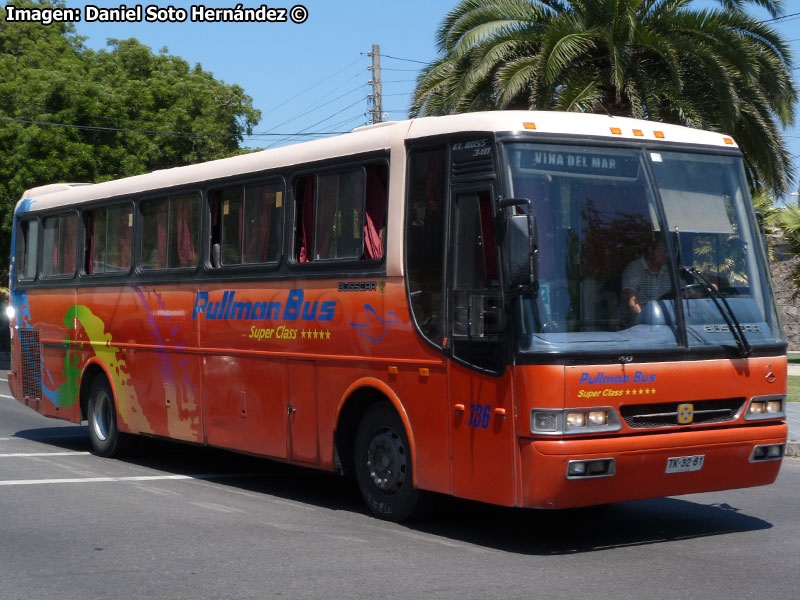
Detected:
[620,240,671,327]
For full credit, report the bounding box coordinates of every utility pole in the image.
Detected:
[368,44,383,124]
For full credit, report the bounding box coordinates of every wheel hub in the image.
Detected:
[366,427,406,493]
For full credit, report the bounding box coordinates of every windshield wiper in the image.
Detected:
[681,266,752,357]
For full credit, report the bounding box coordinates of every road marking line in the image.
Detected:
[0,437,16,441]
[0,452,91,458]
[0,473,256,487]
[0,394,15,399]
[190,502,246,514]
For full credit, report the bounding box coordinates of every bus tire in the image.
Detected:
[87,376,129,458]
[354,402,429,521]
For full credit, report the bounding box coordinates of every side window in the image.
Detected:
[41,213,77,277]
[294,164,387,263]
[17,219,38,280]
[406,147,447,346]
[85,204,133,274]
[210,181,283,267]
[141,193,200,270]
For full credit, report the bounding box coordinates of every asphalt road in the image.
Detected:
[0,371,798,600]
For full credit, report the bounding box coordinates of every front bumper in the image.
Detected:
[520,423,787,508]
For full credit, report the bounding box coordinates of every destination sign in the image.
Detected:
[519,150,640,178]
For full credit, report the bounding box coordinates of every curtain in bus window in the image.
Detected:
[172,194,198,268]
[221,187,244,265]
[315,170,364,260]
[315,173,338,260]
[63,214,76,274]
[106,205,132,271]
[43,214,76,276]
[86,211,97,275]
[46,217,58,275]
[364,166,386,259]
[243,183,275,263]
[299,176,314,263]
[156,198,169,269]
[20,220,38,279]
[116,205,132,271]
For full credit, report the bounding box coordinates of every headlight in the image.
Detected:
[745,395,785,421]
[5,305,14,319]
[531,407,621,435]
[566,412,586,428]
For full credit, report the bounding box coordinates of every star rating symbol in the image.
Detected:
[301,330,307,339]
[632,389,638,395]
[651,388,656,394]
[325,330,331,340]
[625,389,630,395]
[312,330,319,340]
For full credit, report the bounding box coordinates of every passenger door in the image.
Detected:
[447,184,517,506]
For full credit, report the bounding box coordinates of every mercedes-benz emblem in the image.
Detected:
[764,364,777,384]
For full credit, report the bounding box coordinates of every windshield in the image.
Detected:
[503,142,782,355]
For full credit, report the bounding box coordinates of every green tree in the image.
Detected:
[411,0,796,195]
[0,1,261,279]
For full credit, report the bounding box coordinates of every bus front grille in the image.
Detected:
[619,398,745,428]
[19,329,42,400]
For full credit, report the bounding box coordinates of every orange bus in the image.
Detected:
[7,111,788,520]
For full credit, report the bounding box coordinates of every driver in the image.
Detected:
[621,240,671,326]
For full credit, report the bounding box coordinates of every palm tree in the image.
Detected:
[411,0,796,195]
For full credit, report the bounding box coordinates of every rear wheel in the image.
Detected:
[87,377,129,457]
[354,402,429,521]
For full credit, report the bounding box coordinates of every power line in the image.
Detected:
[264,96,368,149]
[263,56,366,114]
[260,80,367,133]
[761,11,800,23]
[380,53,429,65]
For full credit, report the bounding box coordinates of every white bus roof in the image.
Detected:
[17,111,737,213]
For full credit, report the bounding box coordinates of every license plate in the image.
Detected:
[665,454,705,473]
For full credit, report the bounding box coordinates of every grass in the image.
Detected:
[788,376,800,402]
[787,355,800,365]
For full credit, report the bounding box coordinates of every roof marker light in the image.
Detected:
[723,137,734,145]
[633,129,644,137]
[654,131,665,139]
[523,122,537,130]
[610,127,622,135]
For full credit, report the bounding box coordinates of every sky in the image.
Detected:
[64,0,800,201]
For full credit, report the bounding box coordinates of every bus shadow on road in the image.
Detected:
[11,426,773,554]
[12,425,92,451]
[409,495,773,555]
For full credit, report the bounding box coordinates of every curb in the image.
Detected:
[786,441,800,458]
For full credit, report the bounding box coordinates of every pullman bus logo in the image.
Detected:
[677,403,694,424]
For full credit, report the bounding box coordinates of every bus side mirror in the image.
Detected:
[506,212,538,289]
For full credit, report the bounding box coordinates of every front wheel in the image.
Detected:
[354,402,430,521]
[87,377,130,457]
